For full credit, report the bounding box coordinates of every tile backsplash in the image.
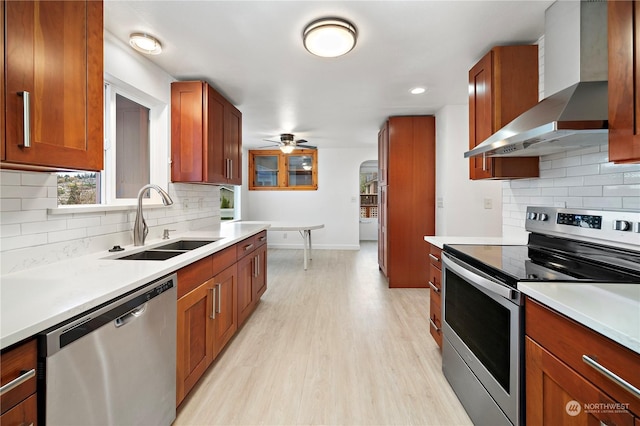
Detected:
[0,170,221,274]
[502,145,640,238]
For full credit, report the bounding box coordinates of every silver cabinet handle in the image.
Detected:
[429,318,440,332]
[0,368,35,396]
[244,243,254,251]
[19,91,31,148]
[214,287,216,319]
[216,284,221,314]
[428,281,440,293]
[428,253,439,262]
[582,355,640,399]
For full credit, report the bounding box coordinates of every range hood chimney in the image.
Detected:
[465,1,608,159]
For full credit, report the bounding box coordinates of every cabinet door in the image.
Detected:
[171,81,205,182]
[176,280,214,405]
[608,0,640,163]
[4,0,103,171]
[469,52,494,180]
[253,244,267,300]
[0,393,37,426]
[225,104,242,185]
[204,86,226,183]
[237,253,255,327]
[212,264,237,357]
[378,184,388,276]
[526,337,635,426]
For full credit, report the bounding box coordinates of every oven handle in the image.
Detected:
[442,253,514,300]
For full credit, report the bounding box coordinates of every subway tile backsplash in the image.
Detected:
[0,170,221,273]
[503,144,640,238]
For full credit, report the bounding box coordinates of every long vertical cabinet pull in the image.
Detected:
[216,284,222,314]
[19,91,31,148]
[210,287,216,319]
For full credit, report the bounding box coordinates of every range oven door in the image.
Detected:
[441,252,523,426]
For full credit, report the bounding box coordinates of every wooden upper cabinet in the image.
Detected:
[2,0,103,171]
[469,45,539,179]
[171,81,242,185]
[608,0,640,163]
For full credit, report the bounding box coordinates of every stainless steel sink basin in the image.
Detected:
[113,239,222,261]
[117,250,185,261]
[154,239,220,251]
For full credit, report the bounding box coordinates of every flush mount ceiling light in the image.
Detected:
[280,144,295,154]
[410,87,427,95]
[303,17,357,58]
[129,33,163,55]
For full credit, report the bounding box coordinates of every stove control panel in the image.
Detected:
[525,206,640,250]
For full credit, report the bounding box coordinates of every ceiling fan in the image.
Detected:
[262,133,317,153]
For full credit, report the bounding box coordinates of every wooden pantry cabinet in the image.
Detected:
[175,231,267,405]
[525,298,640,425]
[0,339,38,425]
[427,244,443,350]
[171,81,242,185]
[2,0,103,171]
[468,45,539,179]
[608,0,640,163]
[378,116,435,288]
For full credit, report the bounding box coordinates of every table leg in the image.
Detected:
[300,230,309,270]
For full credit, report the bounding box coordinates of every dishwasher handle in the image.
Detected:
[114,303,148,328]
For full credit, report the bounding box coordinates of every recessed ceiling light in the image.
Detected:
[129,33,163,55]
[303,18,357,58]
[410,87,427,95]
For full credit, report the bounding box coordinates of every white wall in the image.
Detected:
[0,33,222,274]
[435,105,503,237]
[243,146,378,249]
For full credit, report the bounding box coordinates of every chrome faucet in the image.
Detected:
[133,184,174,246]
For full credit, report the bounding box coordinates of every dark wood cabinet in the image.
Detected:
[2,0,103,171]
[0,339,38,425]
[608,0,640,163]
[526,298,640,425]
[237,231,267,326]
[378,116,435,288]
[171,81,242,185]
[211,263,238,358]
[427,244,442,349]
[468,45,539,179]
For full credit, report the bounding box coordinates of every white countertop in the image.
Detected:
[519,282,640,354]
[424,235,528,249]
[0,222,268,350]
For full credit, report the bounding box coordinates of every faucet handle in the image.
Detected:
[162,229,176,239]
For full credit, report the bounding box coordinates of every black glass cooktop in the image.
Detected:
[444,233,640,288]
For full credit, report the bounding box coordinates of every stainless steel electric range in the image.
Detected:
[441,206,640,426]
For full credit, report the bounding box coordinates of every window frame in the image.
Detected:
[248,149,318,190]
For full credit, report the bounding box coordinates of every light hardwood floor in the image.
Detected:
[175,242,472,425]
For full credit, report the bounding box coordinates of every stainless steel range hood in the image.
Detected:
[465,1,608,159]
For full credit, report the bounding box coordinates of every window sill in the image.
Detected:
[48,203,167,215]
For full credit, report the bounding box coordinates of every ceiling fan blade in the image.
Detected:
[296,144,317,149]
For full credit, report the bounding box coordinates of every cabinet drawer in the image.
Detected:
[236,235,257,259]
[254,231,267,248]
[428,263,442,293]
[212,246,236,276]
[428,245,442,268]
[429,289,442,349]
[1,339,37,416]
[0,393,37,425]
[177,255,213,299]
[526,298,640,416]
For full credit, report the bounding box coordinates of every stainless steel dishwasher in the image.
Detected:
[38,273,177,425]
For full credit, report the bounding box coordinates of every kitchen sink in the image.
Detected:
[153,239,220,251]
[116,250,185,261]
[113,239,222,261]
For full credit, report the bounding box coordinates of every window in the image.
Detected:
[248,149,318,190]
[57,80,167,206]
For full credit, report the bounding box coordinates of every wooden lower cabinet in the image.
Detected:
[0,339,38,425]
[176,232,267,406]
[427,244,442,349]
[526,298,640,425]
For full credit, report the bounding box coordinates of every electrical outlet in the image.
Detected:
[198,198,203,209]
[283,233,287,239]
[437,197,444,208]
[183,199,189,210]
[484,198,493,209]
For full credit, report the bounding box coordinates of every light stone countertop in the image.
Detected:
[423,235,529,249]
[0,222,269,350]
[519,282,640,354]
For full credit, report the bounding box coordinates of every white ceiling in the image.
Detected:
[104,0,554,150]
